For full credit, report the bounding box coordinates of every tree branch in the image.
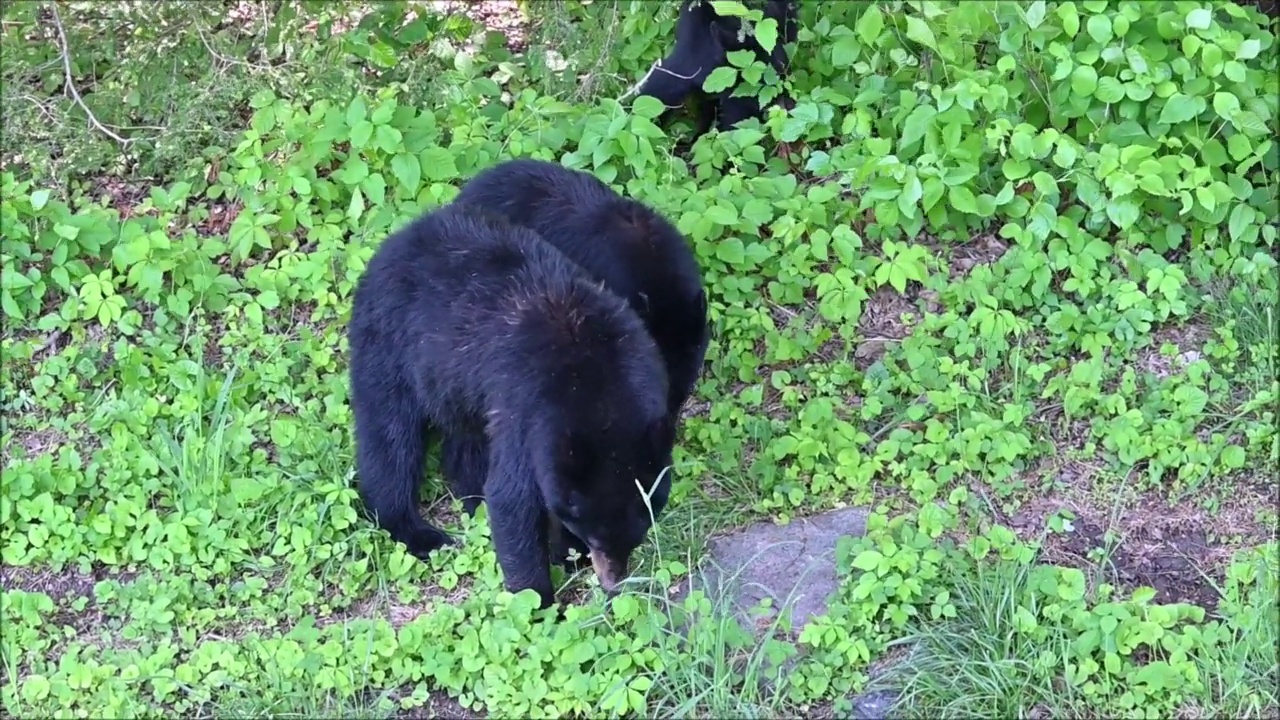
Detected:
[48,1,130,147]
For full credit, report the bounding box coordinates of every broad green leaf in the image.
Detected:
[1086,14,1112,45]
[1226,133,1252,161]
[1228,203,1252,243]
[420,147,459,181]
[716,238,745,264]
[375,124,403,155]
[905,15,938,51]
[832,35,860,68]
[350,120,375,149]
[391,153,422,193]
[30,189,51,211]
[348,188,365,222]
[1095,76,1125,103]
[949,185,978,214]
[755,18,779,54]
[856,5,884,46]
[1220,445,1246,469]
[346,96,368,127]
[703,67,738,94]
[1105,197,1140,229]
[371,99,398,125]
[1058,2,1080,37]
[1230,110,1268,136]
[1236,38,1261,60]
[1071,65,1099,96]
[257,290,281,310]
[1157,93,1201,125]
[899,104,937,152]
[1025,1,1046,29]
[1185,7,1212,30]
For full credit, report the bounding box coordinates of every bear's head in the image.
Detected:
[545,415,676,593]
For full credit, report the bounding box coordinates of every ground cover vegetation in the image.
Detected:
[1,1,1277,718]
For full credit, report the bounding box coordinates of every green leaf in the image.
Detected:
[1105,197,1141,229]
[1211,93,1241,122]
[851,550,884,572]
[905,15,938,51]
[856,5,884,46]
[950,185,978,215]
[755,18,779,54]
[391,154,422,194]
[1095,76,1125,103]
[899,175,923,217]
[1226,133,1252,161]
[1228,203,1252,243]
[371,99,397,125]
[1220,445,1245,469]
[1157,93,1202,125]
[1058,2,1080,37]
[1185,7,1212,30]
[1230,110,1268,136]
[899,104,936,152]
[1071,65,1098,96]
[703,66,738,94]
[346,96,368,127]
[1086,14,1112,45]
[350,120,375,149]
[1025,0,1046,29]
[631,95,665,119]
[30,189,51,211]
[348,188,365,222]
[375,124,403,155]
[832,35,860,68]
[706,203,739,226]
[716,238,745,264]
[257,290,281,310]
[1236,38,1261,60]
[420,147,459,181]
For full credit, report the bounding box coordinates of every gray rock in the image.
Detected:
[675,506,870,632]
[667,507,903,717]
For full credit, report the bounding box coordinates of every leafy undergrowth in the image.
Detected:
[2,1,1278,718]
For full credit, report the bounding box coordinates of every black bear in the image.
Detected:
[444,157,709,569]
[636,0,797,138]
[348,203,676,609]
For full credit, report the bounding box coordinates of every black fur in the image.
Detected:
[444,158,709,569]
[348,204,675,608]
[637,0,797,138]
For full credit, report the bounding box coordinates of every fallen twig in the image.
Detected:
[48,1,130,147]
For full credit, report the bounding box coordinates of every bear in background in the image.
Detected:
[635,0,797,138]
[443,157,708,568]
[347,203,676,609]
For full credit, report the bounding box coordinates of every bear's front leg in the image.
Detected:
[485,450,555,609]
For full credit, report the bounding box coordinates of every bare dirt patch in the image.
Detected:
[998,463,1275,612]
[0,564,141,639]
[394,691,484,719]
[1136,318,1213,380]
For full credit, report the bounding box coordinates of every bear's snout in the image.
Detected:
[588,548,629,593]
